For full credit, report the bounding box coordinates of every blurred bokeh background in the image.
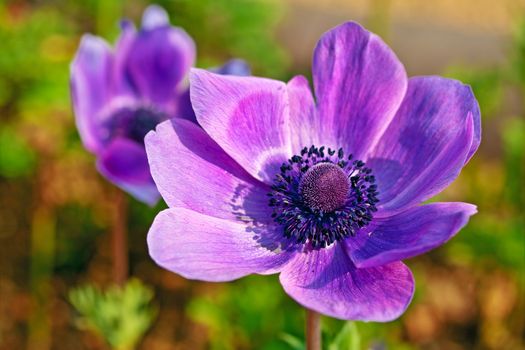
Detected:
[0,0,524,349]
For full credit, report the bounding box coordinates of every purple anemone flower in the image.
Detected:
[70,5,249,205]
[145,22,480,321]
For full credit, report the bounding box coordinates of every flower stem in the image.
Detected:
[28,204,55,350]
[112,189,128,286]
[305,308,321,350]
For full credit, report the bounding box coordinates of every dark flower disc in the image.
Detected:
[104,106,167,144]
[268,145,379,248]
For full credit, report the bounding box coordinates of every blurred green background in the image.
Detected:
[0,0,523,349]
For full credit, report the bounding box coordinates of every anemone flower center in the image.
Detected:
[105,106,166,144]
[268,145,379,248]
[299,163,349,212]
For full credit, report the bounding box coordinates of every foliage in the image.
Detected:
[327,322,361,350]
[162,0,289,77]
[69,279,157,350]
[187,275,302,350]
[0,127,36,177]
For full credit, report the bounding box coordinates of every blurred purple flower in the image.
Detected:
[70,5,250,205]
[145,22,480,321]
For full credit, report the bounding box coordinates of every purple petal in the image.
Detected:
[70,34,114,153]
[464,95,481,164]
[115,181,160,206]
[190,69,292,182]
[173,88,197,122]
[287,75,320,151]
[171,60,253,123]
[113,20,138,98]
[124,24,195,106]
[279,244,414,321]
[347,203,477,268]
[368,77,478,214]
[148,207,296,282]
[211,59,251,76]
[141,5,170,30]
[313,22,407,159]
[145,119,272,222]
[97,138,159,205]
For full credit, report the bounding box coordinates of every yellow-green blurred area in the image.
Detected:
[0,0,524,349]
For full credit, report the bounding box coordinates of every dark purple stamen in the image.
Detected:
[268,145,379,248]
[105,106,166,144]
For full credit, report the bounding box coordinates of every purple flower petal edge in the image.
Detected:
[190,68,292,183]
[346,202,477,268]
[97,138,159,205]
[141,4,170,30]
[369,77,478,215]
[313,21,408,159]
[70,34,113,153]
[148,207,296,282]
[144,118,271,221]
[279,244,415,321]
[124,20,195,106]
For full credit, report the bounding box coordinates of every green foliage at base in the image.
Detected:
[69,279,157,350]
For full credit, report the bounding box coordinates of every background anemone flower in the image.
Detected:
[70,5,249,205]
[145,21,480,321]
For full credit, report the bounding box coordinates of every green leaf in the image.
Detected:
[328,322,361,350]
[279,332,304,350]
[69,279,157,350]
